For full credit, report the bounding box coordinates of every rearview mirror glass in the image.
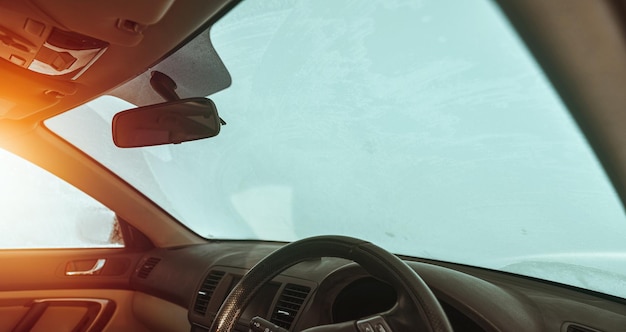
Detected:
[112,97,221,148]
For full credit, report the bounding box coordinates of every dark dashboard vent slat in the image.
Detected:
[193,270,226,315]
[137,257,161,279]
[565,323,601,332]
[271,283,311,330]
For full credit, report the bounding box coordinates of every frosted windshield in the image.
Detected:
[47,0,626,298]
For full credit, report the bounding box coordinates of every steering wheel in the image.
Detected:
[208,235,453,332]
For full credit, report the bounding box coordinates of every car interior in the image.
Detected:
[0,0,626,331]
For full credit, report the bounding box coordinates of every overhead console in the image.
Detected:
[0,0,175,119]
[0,23,108,81]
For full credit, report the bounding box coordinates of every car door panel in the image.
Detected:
[12,298,111,332]
[0,290,153,332]
[0,249,148,331]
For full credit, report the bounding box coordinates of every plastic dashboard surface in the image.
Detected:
[129,241,626,332]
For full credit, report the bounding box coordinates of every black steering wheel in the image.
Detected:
[208,235,453,332]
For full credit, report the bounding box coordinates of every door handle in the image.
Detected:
[65,258,106,276]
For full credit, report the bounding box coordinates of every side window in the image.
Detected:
[0,148,123,249]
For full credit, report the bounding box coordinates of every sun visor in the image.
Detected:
[109,29,232,107]
[0,59,77,119]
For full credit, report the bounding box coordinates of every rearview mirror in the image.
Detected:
[112,97,221,148]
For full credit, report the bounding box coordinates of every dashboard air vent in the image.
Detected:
[137,257,161,279]
[565,323,601,332]
[193,270,226,315]
[271,283,311,330]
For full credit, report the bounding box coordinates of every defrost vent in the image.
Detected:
[564,322,602,332]
[271,283,311,330]
[137,257,161,279]
[193,270,226,315]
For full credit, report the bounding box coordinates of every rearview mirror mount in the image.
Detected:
[112,97,221,148]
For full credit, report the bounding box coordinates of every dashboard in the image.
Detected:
[129,241,626,331]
